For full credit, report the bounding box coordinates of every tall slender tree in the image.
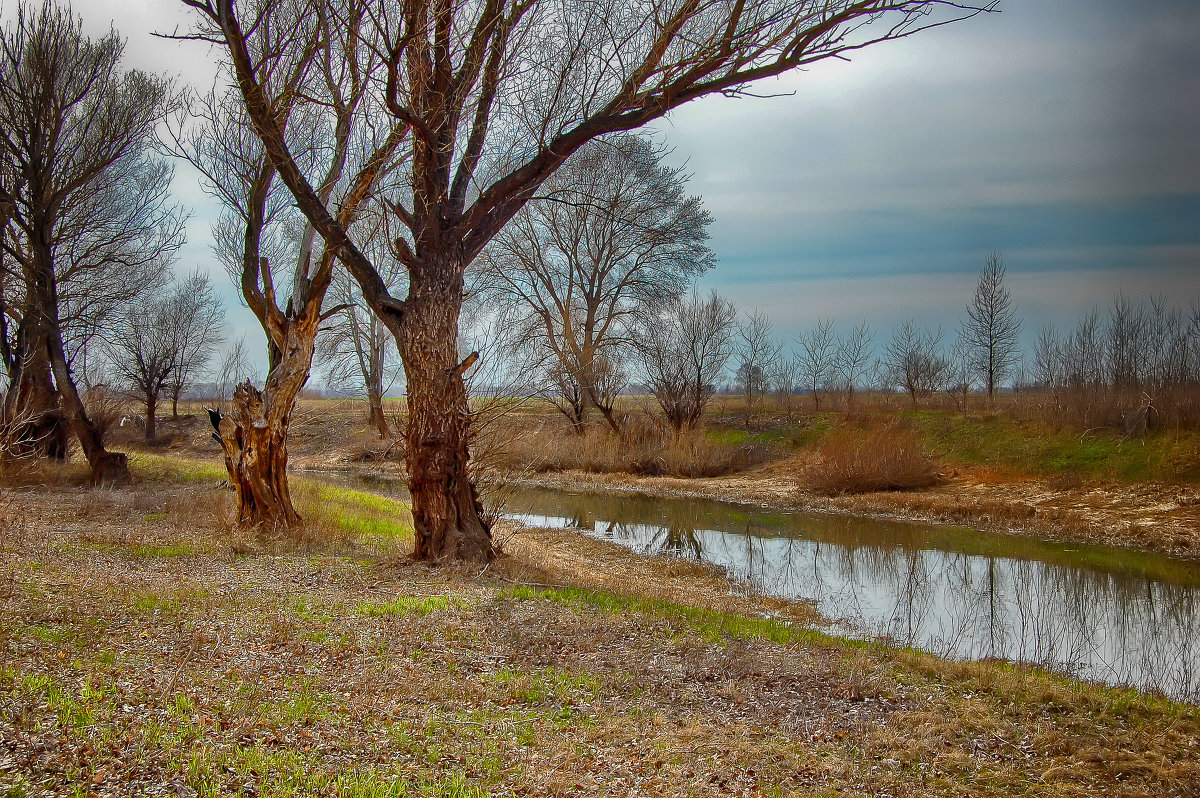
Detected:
[962,251,1021,406]
[182,0,994,562]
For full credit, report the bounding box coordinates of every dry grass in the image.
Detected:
[487,414,773,478]
[804,422,941,495]
[0,470,1197,797]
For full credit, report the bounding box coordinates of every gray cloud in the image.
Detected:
[26,0,1200,374]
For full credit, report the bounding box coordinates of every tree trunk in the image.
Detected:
[367,386,389,437]
[144,392,157,442]
[588,385,621,434]
[397,266,493,564]
[216,381,300,529]
[2,318,69,460]
[171,391,180,419]
[213,311,320,531]
[45,320,129,485]
[30,240,129,485]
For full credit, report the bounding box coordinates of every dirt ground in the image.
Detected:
[1,475,1198,796]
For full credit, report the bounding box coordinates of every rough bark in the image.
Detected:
[216,380,300,529]
[212,299,324,529]
[26,233,129,484]
[397,264,493,564]
[2,317,69,459]
[367,387,389,438]
[40,274,129,485]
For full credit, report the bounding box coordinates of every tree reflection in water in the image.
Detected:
[502,486,1200,703]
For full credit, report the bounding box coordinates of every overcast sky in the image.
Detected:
[57,0,1200,374]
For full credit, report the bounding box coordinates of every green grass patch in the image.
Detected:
[356,595,469,617]
[486,665,605,705]
[501,584,839,648]
[17,672,110,732]
[261,685,333,725]
[130,452,229,483]
[128,543,196,557]
[904,411,1200,483]
[299,482,414,546]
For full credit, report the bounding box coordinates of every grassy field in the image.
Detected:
[2,456,1199,796]
[447,393,1200,486]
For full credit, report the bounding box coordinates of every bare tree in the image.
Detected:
[319,212,406,437]
[103,273,225,439]
[172,4,408,527]
[962,251,1021,405]
[184,0,994,562]
[0,1,181,482]
[1033,323,1063,410]
[216,334,255,402]
[943,331,972,413]
[164,269,225,418]
[797,317,837,411]
[321,270,402,436]
[482,134,713,433]
[104,292,176,442]
[884,319,947,407]
[835,320,874,407]
[735,309,781,425]
[771,351,803,422]
[638,289,737,432]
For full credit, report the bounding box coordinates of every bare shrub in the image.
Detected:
[82,385,125,446]
[486,413,771,478]
[806,423,940,495]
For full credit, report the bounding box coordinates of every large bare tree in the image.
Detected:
[173,5,407,527]
[481,134,714,433]
[0,1,182,482]
[182,0,994,562]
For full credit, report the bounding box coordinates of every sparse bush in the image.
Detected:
[805,423,940,495]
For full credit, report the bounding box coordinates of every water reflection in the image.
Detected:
[505,487,1200,703]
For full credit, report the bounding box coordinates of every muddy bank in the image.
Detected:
[493,463,1200,562]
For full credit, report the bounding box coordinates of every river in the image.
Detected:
[318,471,1200,703]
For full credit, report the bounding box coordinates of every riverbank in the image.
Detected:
[1,459,1198,796]
[120,404,1200,562]
[495,461,1200,562]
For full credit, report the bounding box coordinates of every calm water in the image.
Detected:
[320,472,1200,702]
